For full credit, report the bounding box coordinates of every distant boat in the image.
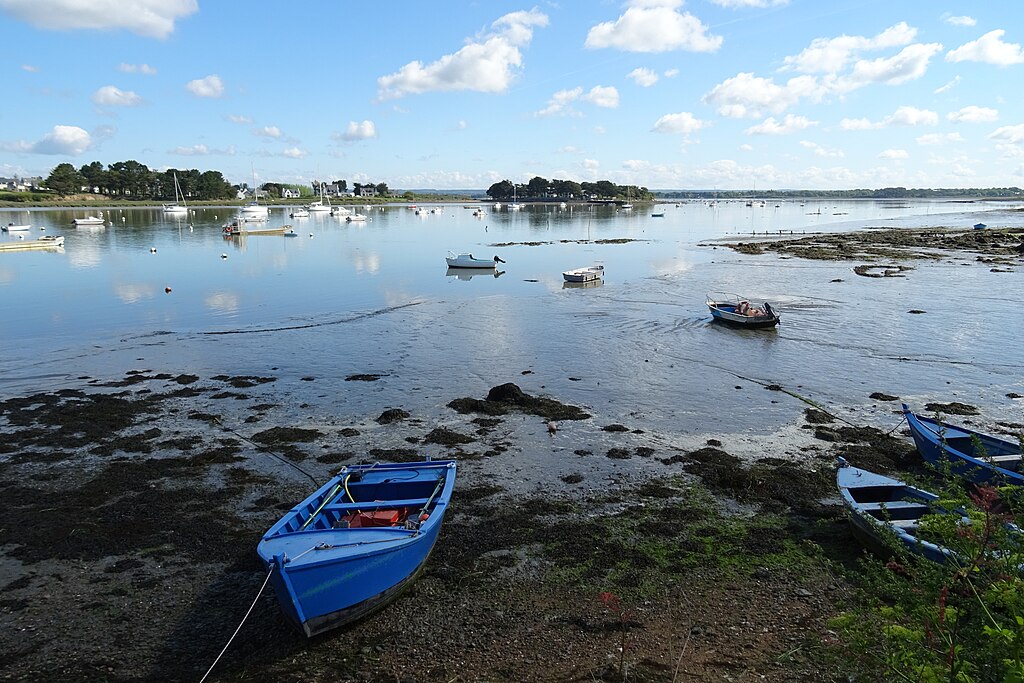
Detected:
[651,212,665,218]
[223,222,293,236]
[472,209,486,217]
[163,172,188,214]
[289,208,310,219]
[446,252,505,269]
[903,404,1022,487]
[257,460,457,637]
[0,235,64,251]
[837,459,956,565]
[562,264,604,283]
[345,214,367,222]
[72,213,105,226]
[706,292,780,328]
[3,222,31,231]
[331,205,352,217]
[974,223,987,230]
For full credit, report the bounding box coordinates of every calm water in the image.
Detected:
[2,199,1022,436]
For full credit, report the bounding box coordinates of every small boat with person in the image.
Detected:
[902,404,1022,487]
[445,252,505,269]
[257,460,457,637]
[562,264,604,283]
[706,292,780,328]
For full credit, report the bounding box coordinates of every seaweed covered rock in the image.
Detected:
[448,383,591,421]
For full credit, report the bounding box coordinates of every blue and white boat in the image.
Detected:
[706,292,780,328]
[257,460,457,637]
[903,404,1022,487]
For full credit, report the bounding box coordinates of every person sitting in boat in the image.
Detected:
[737,300,751,315]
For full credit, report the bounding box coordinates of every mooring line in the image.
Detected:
[212,416,319,487]
[728,372,862,428]
[199,565,275,683]
[202,301,423,335]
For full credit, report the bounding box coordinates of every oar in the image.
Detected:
[300,481,343,530]
[414,473,448,525]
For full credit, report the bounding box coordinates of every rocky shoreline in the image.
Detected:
[0,370,933,682]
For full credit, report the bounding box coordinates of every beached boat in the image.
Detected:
[3,223,31,231]
[257,460,457,637]
[72,214,105,226]
[837,459,955,564]
[562,264,604,283]
[163,173,188,214]
[289,208,310,219]
[0,235,64,251]
[445,252,505,268]
[706,292,780,328]
[903,404,1022,487]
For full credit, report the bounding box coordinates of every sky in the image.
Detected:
[2,0,1024,191]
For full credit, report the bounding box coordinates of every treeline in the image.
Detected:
[44,161,235,200]
[486,177,653,201]
[653,187,1024,200]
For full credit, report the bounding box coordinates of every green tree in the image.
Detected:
[334,179,348,193]
[375,182,389,196]
[78,161,106,194]
[197,170,233,200]
[486,179,515,200]
[526,176,550,197]
[45,163,84,198]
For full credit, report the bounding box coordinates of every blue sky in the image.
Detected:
[2,0,1023,191]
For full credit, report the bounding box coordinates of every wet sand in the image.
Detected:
[1,225,1022,681]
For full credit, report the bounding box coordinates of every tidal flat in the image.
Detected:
[1,204,1023,680]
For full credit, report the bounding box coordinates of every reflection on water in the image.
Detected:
[1,199,1023,432]
[562,279,603,289]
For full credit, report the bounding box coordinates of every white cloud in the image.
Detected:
[376,8,548,99]
[21,64,39,72]
[281,147,306,158]
[585,0,722,53]
[838,42,943,91]
[745,114,817,135]
[947,30,1024,66]
[253,126,283,139]
[664,68,679,78]
[628,67,659,87]
[3,124,92,155]
[0,0,197,39]
[839,117,874,130]
[582,159,600,171]
[739,143,753,151]
[933,76,960,94]
[91,85,142,106]
[583,85,619,108]
[916,133,964,145]
[537,87,583,117]
[882,106,938,126]
[947,106,998,123]
[781,22,916,74]
[227,114,252,124]
[652,111,708,135]
[338,120,377,141]
[456,120,468,130]
[702,72,817,118]
[118,63,156,75]
[989,124,1024,145]
[878,149,908,159]
[186,75,224,98]
[799,140,843,157]
[169,144,236,156]
[944,15,976,27]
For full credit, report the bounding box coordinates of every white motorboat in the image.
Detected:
[331,205,352,217]
[562,265,604,283]
[445,252,505,269]
[3,223,31,231]
[346,213,367,222]
[290,208,310,218]
[73,213,105,226]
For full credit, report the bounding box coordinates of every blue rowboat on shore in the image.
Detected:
[902,404,1022,487]
[257,460,457,637]
[836,459,956,564]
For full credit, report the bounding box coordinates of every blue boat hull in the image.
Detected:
[258,460,457,637]
[902,404,1022,487]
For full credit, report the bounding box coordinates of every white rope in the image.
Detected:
[199,564,275,683]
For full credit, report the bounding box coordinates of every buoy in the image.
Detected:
[309,233,313,238]
[220,253,228,259]
[164,286,172,293]
[150,247,157,253]
[39,227,45,231]
[122,217,126,222]
[419,513,430,522]
[547,421,558,434]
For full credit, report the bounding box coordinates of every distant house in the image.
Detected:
[1,176,41,192]
[282,188,301,199]
[357,185,377,198]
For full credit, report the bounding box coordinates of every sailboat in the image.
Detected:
[239,166,269,219]
[307,182,331,213]
[509,184,522,211]
[163,173,188,214]
[621,185,633,211]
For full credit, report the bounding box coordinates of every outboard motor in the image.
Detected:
[494,255,506,264]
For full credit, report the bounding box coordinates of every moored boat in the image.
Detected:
[346,213,367,222]
[223,222,293,236]
[706,292,780,328]
[257,460,457,637]
[0,235,64,251]
[445,252,505,268]
[3,223,31,231]
[902,404,1022,487]
[562,264,604,283]
[72,214,105,226]
[290,208,310,218]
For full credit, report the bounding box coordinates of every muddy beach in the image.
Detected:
[2,221,1022,682]
[0,365,929,683]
